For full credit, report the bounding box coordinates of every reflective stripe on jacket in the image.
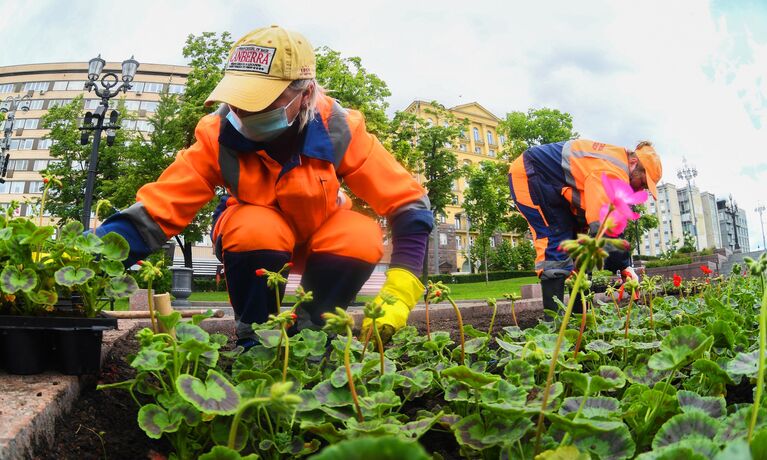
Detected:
[123,94,431,250]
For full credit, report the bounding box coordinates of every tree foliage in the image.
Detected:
[497,107,578,160]
[488,239,536,271]
[622,204,660,256]
[315,46,391,139]
[462,161,511,281]
[41,95,135,223]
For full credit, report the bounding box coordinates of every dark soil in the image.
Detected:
[32,331,170,460]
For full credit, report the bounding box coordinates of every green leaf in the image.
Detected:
[503,359,536,389]
[536,445,591,460]
[329,363,364,388]
[199,446,259,460]
[191,309,215,325]
[750,427,767,460]
[691,358,734,385]
[0,265,38,293]
[19,226,55,246]
[311,380,355,408]
[559,396,621,419]
[452,413,533,450]
[54,266,95,287]
[441,365,500,389]
[176,369,240,415]
[176,322,210,343]
[676,390,726,418]
[648,326,713,371]
[137,404,179,439]
[594,365,627,392]
[99,259,126,276]
[131,348,168,371]
[725,350,761,379]
[74,232,104,254]
[716,406,767,444]
[210,415,249,452]
[586,339,614,354]
[157,311,182,333]
[105,274,138,298]
[463,337,488,354]
[561,371,591,395]
[99,232,130,261]
[714,438,751,460]
[626,360,670,386]
[27,289,57,305]
[254,329,282,348]
[708,320,736,349]
[636,439,716,460]
[309,436,429,460]
[535,333,572,356]
[652,412,719,450]
[570,423,636,460]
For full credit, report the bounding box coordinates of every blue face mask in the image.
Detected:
[226,93,301,142]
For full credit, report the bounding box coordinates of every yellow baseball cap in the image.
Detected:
[205,25,316,112]
[635,144,662,199]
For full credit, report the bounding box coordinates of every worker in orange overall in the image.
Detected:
[95,26,432,347]
[508,140,662,312]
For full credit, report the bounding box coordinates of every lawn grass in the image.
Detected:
[187,276,538,303]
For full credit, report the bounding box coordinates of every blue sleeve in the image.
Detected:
[389,208,434,238]
[95,213,152,267]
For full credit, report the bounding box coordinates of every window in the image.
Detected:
[0,183,9,193]
[439,232,447,246]
[143,82,164,93]
[85,99,102,110]
[121,119,137,129]
[47,99,72,108]
[9,182,25,194]
[10,160,28,171]
[459,144,466,152]
[131,82,145,93]
[451,180,458,191]
[490,238,496,248]
[499,134,506,146]
[136,120,155,132]
[124,100,141,111]
[473,127,480,141]
[66,81,86,91]
[37,139,53,150]
[27,100,44,110]
[474,146,482,154]
[139,101,159,112]
[17,119,38,129]
[33,159,48,170]
[168,84,185,94]
[487,131,494,145]
[23,82,50,92]
[11,139,34,150]
[488,149,495,157]
[439,214,446,224]
[454,216,461,229]
[0,83,14,93]
[28,181,44,194]
[456,236,462,249]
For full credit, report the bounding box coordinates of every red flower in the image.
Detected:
[673,273,682,287]
[43,178,50,184]
[700,265,712,275]
[618,284,625,301]
[290,312,297,320]
[435,290,442,298]
[255,268,267,277]
[137,260,144,266]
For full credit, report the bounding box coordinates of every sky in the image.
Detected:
[1,0,766,250]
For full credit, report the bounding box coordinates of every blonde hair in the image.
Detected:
[289,79,325,131]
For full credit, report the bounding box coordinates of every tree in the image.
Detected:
[41,95,135,223]
[490,239,536,271]
[497,107,578,160]
[462,161,511,282]
[315,46,392,139]
[678,232,697,254]
[622,204,659,256]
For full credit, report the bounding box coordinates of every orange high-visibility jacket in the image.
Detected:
[514,139,631,232]
[120,95,430,249]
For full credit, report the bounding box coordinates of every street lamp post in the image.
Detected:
[677,158,699,250]
[0,94,32,184]
[723,195,741,252]
[79,55,139,230]
[755,204,766,251]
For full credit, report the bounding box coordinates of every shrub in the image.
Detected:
[644,256,693,268]
[428,270,535,284]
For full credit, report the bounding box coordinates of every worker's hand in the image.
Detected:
[361,268,424,345]
[621,266,639,282]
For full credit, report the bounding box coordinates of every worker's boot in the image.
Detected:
[290,253,376,333]
[540,272,567,321]
[222,249,292,347]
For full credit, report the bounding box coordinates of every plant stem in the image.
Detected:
[488,301,498,335]
[511,299,519,328]
[533,269,586,455]
[372,317,385,375]
[360,326,372,361]
[749,275,767,441]
[447,295,465,365]
[425,296,432,341]
[573,297,587,359]
[345,325,364,422]
[624,294,634,363]
[228,397,269,449]
[147,281,158,333]
[281,326,289,383]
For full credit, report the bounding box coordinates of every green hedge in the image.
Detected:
[427,270,536,284]
[193,277,227,292]
[644,256,692,268]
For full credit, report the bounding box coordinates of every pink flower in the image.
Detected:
[599,173,648,236]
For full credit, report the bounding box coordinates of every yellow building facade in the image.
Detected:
[403,100,517,273]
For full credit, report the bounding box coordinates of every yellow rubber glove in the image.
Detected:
[361,268,424,343]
